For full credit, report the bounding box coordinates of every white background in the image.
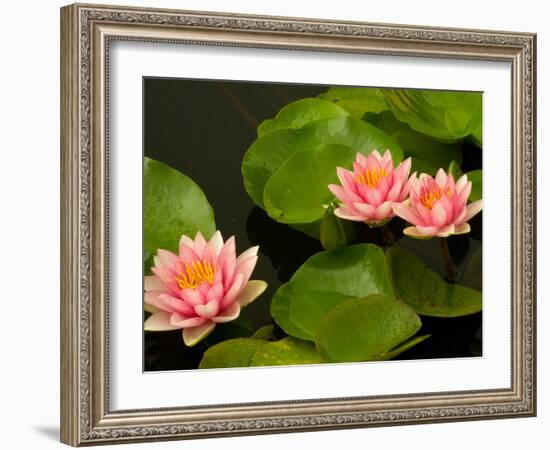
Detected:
[0,0,546,449]
[111,42,511,409]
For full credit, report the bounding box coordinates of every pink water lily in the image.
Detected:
[144,231,267,346]
[328,150,412,226]
[392,169,483,238]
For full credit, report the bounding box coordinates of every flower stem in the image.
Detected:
[380,225,395,246]
[439,238,457,282]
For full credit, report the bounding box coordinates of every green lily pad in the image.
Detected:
[320,203,357,250]
[467,169,482,201]
[269,283,314,341]
[250,337,323,366]
[448,160,463,180]
[199,337,323,369]
[382,89,482,143]
[318,87,388,118]
[386,246,482,317]
[250,324,276,340]
[271,244,394,340]
[315,295,422,362]
[288,289,355,340]
[372,334,431,361]
[363,110,463,175]
[242,116,404,209]
[461,246,482,291]
[263,144,356,231]
[144,157,216,273]
[257,98,349,137]
[199,338,263,369]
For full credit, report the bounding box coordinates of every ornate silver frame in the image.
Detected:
[60,3,537,446]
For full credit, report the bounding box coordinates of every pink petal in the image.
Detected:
[144,291,165,310]
[337,167,355,191]
[366,150,382,168]
[144,311,181,331]
[399,175,412,199]
[380,149,393,171]
[393,157,412,181]
[374,201,394,220]
[208,230,224,256]
[435,169,448,187]
[393,203,425,226]
[386,179,404,202]
[179,234,195,249]
[235,245,259,266]
[430,204,448,228]
[328,184,361,204]
[235,280,268,307]
[178,244,200,266]
[353,160,366,175]
[206,282,224,303]
[416,203,435,226]
[156,249,179,268]
[180,288,205,306]
[457,181,473,204]
[144,275,164,291]
[363,187,383,207]
[151,266,180,296]
[182,321,216,346]
[419,172,431,182]
[235,255,258,285]
[353,202,376,218]
[454,223,471,235]
[464,199,483,222]
[439,195,455,223]
[455,174,468,193]
[355,152,368,167]
[333,207,365,222]
[453,206,467,226]
[407,173,421,197]
[436,224,455,237]
[370,149,382,161]
[197,280,211,296]
[145,291,194,315]
[192,231,207,255]
[212,302,241,323]
[170,313,207,328]
[159,293,195,315]
[376,176,392,198]
[445,173,456,192]
[194,300,220,319]
[220,273,244,309]
[217,236,236,288]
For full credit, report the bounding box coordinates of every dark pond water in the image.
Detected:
[143,78,482,371]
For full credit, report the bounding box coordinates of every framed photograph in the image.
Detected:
[60,3,537,446]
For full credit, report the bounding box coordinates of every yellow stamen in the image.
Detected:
[420,187,454,210]
[354,167,389,188]
[175,260,216,289]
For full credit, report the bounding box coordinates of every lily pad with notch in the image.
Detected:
[242,116,404,211]
[271,244,394,340]
[315,295,423,362]
[199,336,323,368]
[144,157,216,273]
[386,246,482,317]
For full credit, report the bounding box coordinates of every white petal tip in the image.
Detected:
[403,226,434,240]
